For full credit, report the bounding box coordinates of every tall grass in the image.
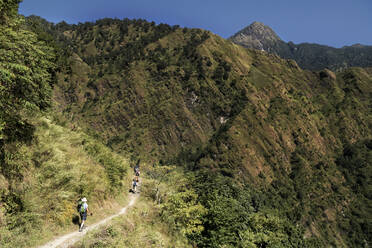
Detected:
[75,198,191,248]
[0,116,130,247]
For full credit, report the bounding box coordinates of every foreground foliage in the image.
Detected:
[0,114,130,247]
[74,197,191,248]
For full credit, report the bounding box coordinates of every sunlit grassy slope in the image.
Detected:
[0,113,131,247]
[73,197,191,248]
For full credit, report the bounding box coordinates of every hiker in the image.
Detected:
[135,167,140,181]
[78,197,89,232]
[134,159,140,173]
[132,178,137,193]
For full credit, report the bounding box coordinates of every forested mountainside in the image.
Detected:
[25,16,371,247]
[230,22,372,71]
[0,1,370,246]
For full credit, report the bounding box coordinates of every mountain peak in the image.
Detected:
[229,22,282,50]
[250,21,266,28]
[350,43,366,48]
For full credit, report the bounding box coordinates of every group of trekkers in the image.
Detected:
[76,161,140,232]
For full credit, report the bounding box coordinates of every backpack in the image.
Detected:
[80,204,86,213]
[77,200,83,213]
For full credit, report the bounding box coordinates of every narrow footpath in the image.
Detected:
[38,194,138,248]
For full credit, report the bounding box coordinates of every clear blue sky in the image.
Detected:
[19,0,371,48]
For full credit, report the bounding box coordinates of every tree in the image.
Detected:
[0,0,55,174]
[0,0,22,25]
[239,213,304,248]
[161,189,206,238]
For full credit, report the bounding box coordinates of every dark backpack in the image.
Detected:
[77,200,83,213]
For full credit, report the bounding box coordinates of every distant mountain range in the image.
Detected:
[230,22,372,71]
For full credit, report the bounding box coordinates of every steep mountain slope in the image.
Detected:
[49,19,232,161]
[8,2,372,247]
[0,114,131,248]
[0,5,135,247]
[230,22,372,71]
[33,17,372,247]
[1,8,202,247]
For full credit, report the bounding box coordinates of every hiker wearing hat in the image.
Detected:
[79,197,89,232]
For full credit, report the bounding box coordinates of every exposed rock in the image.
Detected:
[229,22,281,51]
[230,21,372,71]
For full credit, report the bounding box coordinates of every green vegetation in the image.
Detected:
[43,16,370,247]
[335,139,371,247]
[74,197,191,248]
[289,43,372,71]
[142,165,206,240]
[0,114,131,248]
[0,3,130,247]
[0,2,370,247]
[0,4,54,147]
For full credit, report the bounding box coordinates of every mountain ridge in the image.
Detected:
[38,17,370,247]
[230,22,372,71]
[0,9,371,247]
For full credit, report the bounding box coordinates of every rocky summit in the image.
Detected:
[229,22,282,52]
[230,21,372,71]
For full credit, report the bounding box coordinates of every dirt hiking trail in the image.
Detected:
[39,194,138,248]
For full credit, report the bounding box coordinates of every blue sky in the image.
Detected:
[19,0,371,48]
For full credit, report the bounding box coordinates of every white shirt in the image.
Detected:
[82,202,88,211]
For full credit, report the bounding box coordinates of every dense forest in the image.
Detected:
[0,1,371,247]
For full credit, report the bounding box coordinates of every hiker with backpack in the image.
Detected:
[135,167,140,181]
[132,178,138,193]
[133,159,140,182]
[77,197,90,232]
[134,159,140,173]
